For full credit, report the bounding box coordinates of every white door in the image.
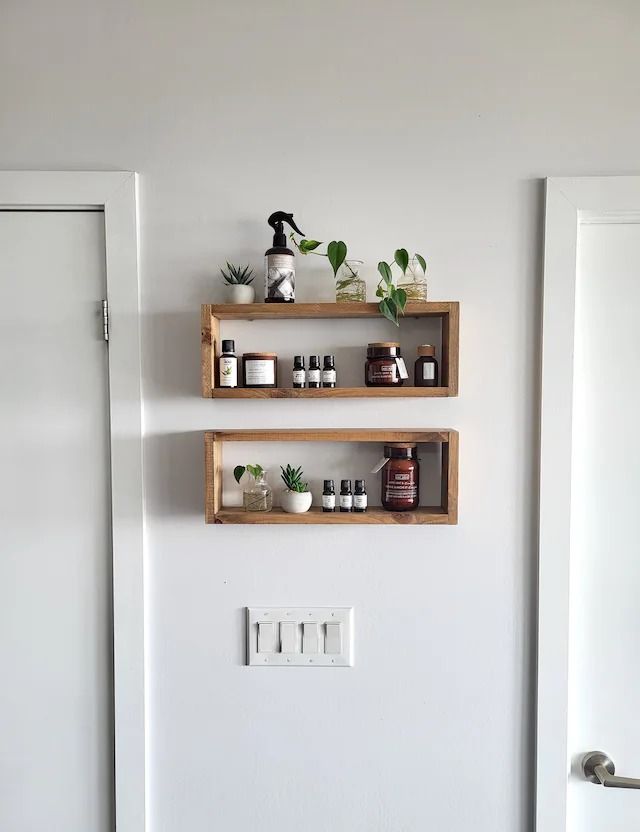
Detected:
[537,177,640,832]
[0,211,115,831]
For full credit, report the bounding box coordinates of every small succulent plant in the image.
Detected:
[280,464,309,493]
[220,262,254,285]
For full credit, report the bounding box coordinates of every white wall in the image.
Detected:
[1,1,639,829]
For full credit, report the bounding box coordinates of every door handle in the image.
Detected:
[582,751,640,789]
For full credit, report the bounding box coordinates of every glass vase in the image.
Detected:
[335,260,366,303]
[243,471,273,512]
[397,257,428,302]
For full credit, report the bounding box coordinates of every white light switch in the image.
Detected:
[325,622,342,654]
[257,621,274,653]
[302,621,320,653]
[246,608,354,667]
[280,621,297,653]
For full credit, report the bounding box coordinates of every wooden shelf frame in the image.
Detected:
[205,428,459,525]
[201,302,459,399]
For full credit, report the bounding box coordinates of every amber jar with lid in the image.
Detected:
[381,443,419,511]
[414,344,439,387]
[365,342,405,387]
[242,352,278,388]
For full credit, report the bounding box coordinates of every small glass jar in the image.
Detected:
[242,352,278,388]
[243,471,273,512]
[414,344,439,387]
[365,342,406,387]
[381,444,419,511]
[397,257,427,302]
[336,260,366,303]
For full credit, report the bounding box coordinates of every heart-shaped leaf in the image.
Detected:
[379,297,400,326]
[415,253,426,274]
[394,248,409,275]
[300,239,322,253]
[377,261,392,284]
[327,240,347,277]
[395,288,407,312]
[233,465,246,484]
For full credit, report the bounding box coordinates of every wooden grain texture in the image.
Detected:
[204,428,460,525]
[200,304,213,398]
[441,429,459,524]
[208,429,451,443]
[213,506,449,525]
[210,386,452,399]
[209,301,456,320]
[442,302,459,396]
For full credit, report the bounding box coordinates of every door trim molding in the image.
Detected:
[0,171,146,832]
[537,175,640,832]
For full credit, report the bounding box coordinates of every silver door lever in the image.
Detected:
[582,751,640,789]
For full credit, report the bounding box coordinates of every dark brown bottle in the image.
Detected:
[414,345,439,387]
[381,444,419,511]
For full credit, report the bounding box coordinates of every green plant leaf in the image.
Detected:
[327,240,347,277]
[233,465,246,484]
[299,239,322,253]
[415,253,426,274]
[394,248,409,275]
[246,464,263,480]
[375,285,385,298]
[379,297,399,326]
[377,261,392,284]
[395,288,407,311]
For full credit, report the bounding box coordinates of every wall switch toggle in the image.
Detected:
[246,608,353,667]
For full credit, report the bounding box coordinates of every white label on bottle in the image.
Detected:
[245,360,275,385]
[339,494,353,509]
[308,368,321,384]
[396,357,409,379]
[219,356,237,387]
[265,254,295,301]
[422,363,435,381]
[292,369,306,384]
[353,494,367,509]
[322,494,335,509]
[322,368,337,384]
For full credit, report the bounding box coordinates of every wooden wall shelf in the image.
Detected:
[201,302,459,399]
[204,429,459,525]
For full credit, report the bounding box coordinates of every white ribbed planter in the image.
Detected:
[226,284,255,304]
[280,489,312,514]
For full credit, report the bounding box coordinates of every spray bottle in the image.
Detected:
[264,211,304,303]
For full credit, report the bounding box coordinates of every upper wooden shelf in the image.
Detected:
[201,302,459,398]
[209,301,456,320]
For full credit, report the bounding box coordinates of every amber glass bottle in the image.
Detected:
[414,345,439,387]
[381,444,419,511]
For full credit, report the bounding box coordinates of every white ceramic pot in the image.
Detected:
[280,489,312,514]
[227,284,255,304]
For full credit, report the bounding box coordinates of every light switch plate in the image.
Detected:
[246,607,354,667]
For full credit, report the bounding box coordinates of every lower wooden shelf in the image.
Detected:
[210,386,452,399]
[213,506,449,525]
[205,429,459,525]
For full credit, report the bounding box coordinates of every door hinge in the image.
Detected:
[102,299,109,342]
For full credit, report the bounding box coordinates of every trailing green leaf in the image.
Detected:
[234,463,264,484]
[299,238,322,253]
[415,253,426,274]
[394,248,409,275]
[377,261,392,284]
[327,240,347,277]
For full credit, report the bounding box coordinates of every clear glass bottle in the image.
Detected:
[335,260,366,303]
[243,470,273,512]
[397,257,428,302]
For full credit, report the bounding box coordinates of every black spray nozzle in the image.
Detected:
[268,211,304,247]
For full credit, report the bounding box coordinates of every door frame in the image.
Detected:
[537,175,640,831]
[0,171,145,832]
